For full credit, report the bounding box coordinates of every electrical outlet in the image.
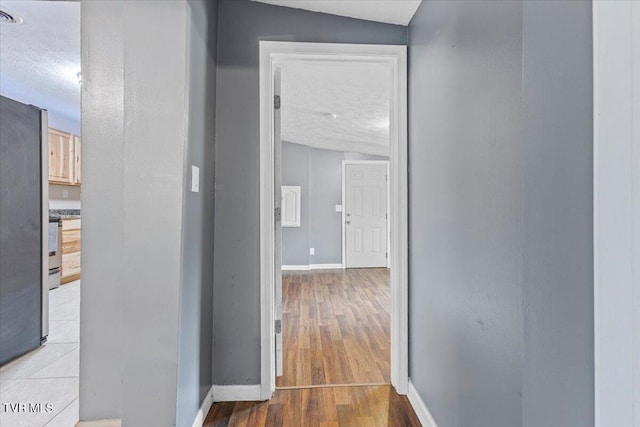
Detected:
[310,248,315,255]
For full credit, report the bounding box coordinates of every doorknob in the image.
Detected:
[346,220,351,225]
[346,213,351,217]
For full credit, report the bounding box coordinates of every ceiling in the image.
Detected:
[253,0,421,25]
[0,1,80,125]
[0,1,397,153]
[280,61,391,156]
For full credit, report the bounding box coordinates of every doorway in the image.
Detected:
[259,41,408,399]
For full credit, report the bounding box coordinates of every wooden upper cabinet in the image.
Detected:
[48,129,74,185]
[48,128,81,186]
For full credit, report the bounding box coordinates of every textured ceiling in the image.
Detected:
[0,1,80,124]
[280,61,391,156]
[0,1,393,154]
[253,0,421,25]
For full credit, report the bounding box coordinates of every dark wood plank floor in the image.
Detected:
[203,269,415,426]
[277,268,390,387]
[203,385,421,427]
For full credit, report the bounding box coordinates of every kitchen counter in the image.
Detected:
[49,209,81,220]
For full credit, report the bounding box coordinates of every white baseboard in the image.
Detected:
[282,265,310,271]
[282,264,344,271]
[407,380,438,427]
[191,386,216,427]
[76,421,121,427]
[211,384,262,402]
[310,263,343,270]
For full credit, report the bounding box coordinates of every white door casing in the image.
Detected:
[259,41,408,400]
[344,162,388,268]
[273,67,283,378]
[594,2,640,426]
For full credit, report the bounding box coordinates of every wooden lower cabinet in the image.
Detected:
[61,218,81,284]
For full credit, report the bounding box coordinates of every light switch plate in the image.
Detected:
[191,166,199,193]
[62,189,69,199]
[335,204,342,212]
[310,248,315,255]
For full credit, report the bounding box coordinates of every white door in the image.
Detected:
[345,163,388,268]
[273,67,284,377]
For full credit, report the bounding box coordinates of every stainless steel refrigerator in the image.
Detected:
[0,95,49,365]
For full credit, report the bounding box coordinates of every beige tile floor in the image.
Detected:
[0,281,80,427]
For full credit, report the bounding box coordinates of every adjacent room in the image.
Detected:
[0,2,82,426]
[276,61,392,388]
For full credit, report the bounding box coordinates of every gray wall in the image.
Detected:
[408,2,524,426]
[281,141,387,266]
[49,184,81,210]
[408,1,593,426]
[521,2,593,426]
[48,110,80,137]
[81,2,126,420]
[213,0,406,385]
[80,1,193,425]
[176,1,218,426]
[281,142,310,265]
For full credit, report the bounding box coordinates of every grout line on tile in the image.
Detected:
[2,344,79,380]
[0,379,22,395]
[23,376,79,380]
[43,397,79,426]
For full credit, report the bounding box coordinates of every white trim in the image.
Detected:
[407,380,439,427]
[210,385,262,402]
[259,41,276,401]
[190,386,215,427]
[282,264,344,271]
[259,41,409,400]
[310,263,344,270]
[593,1,640,425]
[75,421,121,427]
[341,160,390,269]
[281,265,311,271]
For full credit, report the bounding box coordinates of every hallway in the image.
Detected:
[206,269,419,426]
[65,0,606,425]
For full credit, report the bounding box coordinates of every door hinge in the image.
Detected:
[385,174,388,181]
[385,252,388,259]
[275,206,281,222]
[274,95,281,110]
[275,319,282,334]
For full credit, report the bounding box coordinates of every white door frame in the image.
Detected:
[593,1,640,425]
[341,160,391,269]
[259,41,408,400]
